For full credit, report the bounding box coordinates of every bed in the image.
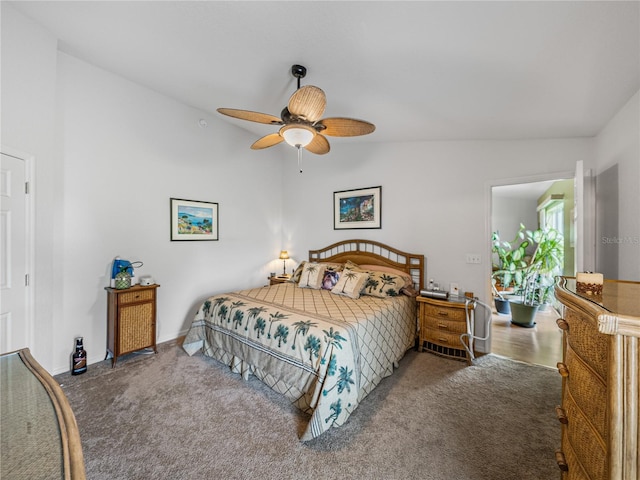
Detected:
[182,239,424,441]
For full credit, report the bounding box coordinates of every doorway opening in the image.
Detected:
[489,176,575,367]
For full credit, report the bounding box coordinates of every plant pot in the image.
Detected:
[509,299,539,328]
[496,287,515,294]
[537,302,551,312]
[494,297,511,315]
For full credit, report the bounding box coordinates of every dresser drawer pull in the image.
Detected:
[556,318,569,331]
[437,323,449,329]
[555,406,568,424]
[437,311,449,317]
[438,337,448,344]
[556,362,569,377]
[555,450,568,472]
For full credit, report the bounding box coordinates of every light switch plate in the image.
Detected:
[466,254,481,264]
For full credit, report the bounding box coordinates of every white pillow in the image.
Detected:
[331,270,369,299]
[297,262,326,289]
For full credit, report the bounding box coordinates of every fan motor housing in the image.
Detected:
[291,64,307,79]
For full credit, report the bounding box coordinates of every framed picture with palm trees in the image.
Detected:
[170,198,219,241]
[333,186,381,230]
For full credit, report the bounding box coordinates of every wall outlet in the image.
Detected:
[450,282,459,295]
[466,253,481,264]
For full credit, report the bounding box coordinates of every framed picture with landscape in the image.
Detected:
[170,198,219,241]
[333,186,381,230]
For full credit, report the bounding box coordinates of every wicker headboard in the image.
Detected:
[309,239,425,291]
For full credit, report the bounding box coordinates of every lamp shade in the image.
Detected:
[279,250,290,260]
[280,125,315,147]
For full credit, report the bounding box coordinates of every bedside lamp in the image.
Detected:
[279,250,290,276]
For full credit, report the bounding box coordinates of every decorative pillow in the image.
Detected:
[320,262,344,273]
[321,269,341,290]
[298,262,326,289]
[331,270,369,299]
[290,261,306,283]
[358,264,413,288]
[344,260,360,271]
[361,271,405,298]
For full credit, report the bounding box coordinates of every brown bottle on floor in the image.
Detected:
[71,337,87,375]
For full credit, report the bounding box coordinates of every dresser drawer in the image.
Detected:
[560,429,590,480]
[422,327,464,349]
[422,316,467,334]
[564,309,608,381]
[118,289,155,305]
[564,346,607,440]
[422,304,466,322]
[564,393,607,480]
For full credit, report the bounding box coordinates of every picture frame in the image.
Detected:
[333,186,382,230]
[170,198,219,241]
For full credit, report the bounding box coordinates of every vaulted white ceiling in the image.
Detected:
[10,1,640,144]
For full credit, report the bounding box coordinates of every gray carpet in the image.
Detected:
[56,341,561,480]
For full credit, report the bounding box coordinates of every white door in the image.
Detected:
[0,152,31,353]
[574,160,596,273]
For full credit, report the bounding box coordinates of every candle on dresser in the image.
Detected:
[576,272,604,295]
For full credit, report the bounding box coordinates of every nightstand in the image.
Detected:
[417,295,474,363]
[269,275,290,286]
[105,284,159,367]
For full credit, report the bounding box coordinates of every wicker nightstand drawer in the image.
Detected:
[118,288,155,305]
[423,304,466,322]
[269,275,290,286]
[423,316,468,335]
[422,326,464,348]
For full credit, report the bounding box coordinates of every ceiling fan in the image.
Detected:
[217,65,375,166]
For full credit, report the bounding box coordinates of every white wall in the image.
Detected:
[54,54,285,373]
[283,139,593,298]
[1,4,59,369]
[491,196,538,246]
[282,138,594,351]
[594,90,640,281]
[2,4,285,373]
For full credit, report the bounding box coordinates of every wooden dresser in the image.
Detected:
[554,277,639,480]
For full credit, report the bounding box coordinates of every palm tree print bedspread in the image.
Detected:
[183,283,416,441]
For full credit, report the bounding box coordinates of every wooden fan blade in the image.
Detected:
[288,86,326,123]
[251,133,284,150]
[217,108,282,125]
[317,117,376,137]
[304,134,330,155]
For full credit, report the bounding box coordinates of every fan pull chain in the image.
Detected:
[297,145,303,173]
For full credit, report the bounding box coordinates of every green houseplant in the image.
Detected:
[507,225,564,327]
[491,226,530,314]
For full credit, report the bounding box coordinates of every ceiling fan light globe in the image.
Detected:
[281,125,315,148]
